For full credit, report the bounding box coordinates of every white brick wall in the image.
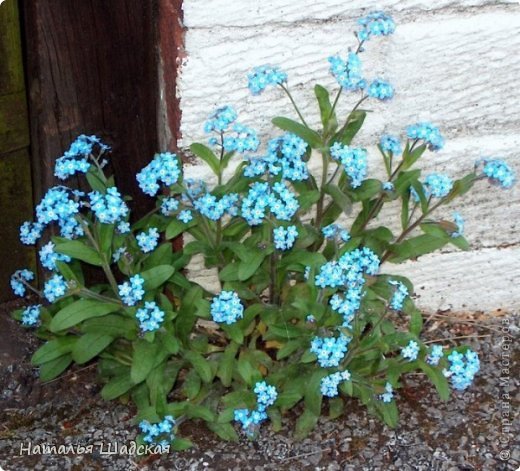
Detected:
[175,0,520,312]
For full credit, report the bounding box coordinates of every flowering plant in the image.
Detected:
[11,12,515,448]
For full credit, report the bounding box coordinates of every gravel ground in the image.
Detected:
[0,301,518,471]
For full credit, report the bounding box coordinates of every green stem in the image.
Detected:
[280,84,310,127]
[79,288,121,304]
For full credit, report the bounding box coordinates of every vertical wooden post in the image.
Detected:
[0,0,34,301]
[21,0,160,216]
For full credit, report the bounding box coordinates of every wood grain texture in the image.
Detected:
[21,0,160,216]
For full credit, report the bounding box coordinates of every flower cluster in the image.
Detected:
[54,135,108,180]
[31,187,83,241]
[388,280,408,311]
[329,291,361,328]
[177,209,193,223]
[379,135,402,155]
[210,291,244,324]
[482,159,515,188]
[137,152,181,196]
[244,133,309,182]
[234,381,278,434]
[21,305,41,327]
[10,269,35,297]
[322,224,350,243]
[328,53,365,91]
[379,382,394,403]
[193,193,239,221]
[118,274,145,306]
[423,173,453,199]
[406,122,444,151]
[273,225,298,250]
[367,79,394,101]
[136,302,165,332]
[160,197,179,216]
[222,123,260,153]
[241,182,299,225]
[315,247,380,289]
[401,340,420,361]
[310,334,351,368]
[139,415,175,449]
[89,187,129,224]
[356,11,396,42]
[320,370,351,397]
[204,106,237,133]
[444,350,480,390]
[427,345,444,366]
[247,65,287,95]
[43,274,68,303]
[330,143,368,188]
[39,242,71,271]
[136,228,160,253]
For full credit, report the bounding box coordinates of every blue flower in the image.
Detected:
[210,291,244,324]
[194,193,239,221]
[310,334,351,368]
[482,159,515,188]
[21,305,41,327]
[136,301,165,332]
[177,209,193,223]
[10,269,35,297]
[136,228,160,253]
[43,274,68,302]
[137,152,181,196]
[427,345,444,366]
[253,381,278,411]
[244,133,309,182]
[39,242,71,271]
[117,221,131,234]
[322,224,350,242]
[388,280,408,311]
[406,122,444,151]
[451,212,464,238]
[330,143,368,188]
[223,123,260,153]
[320,370,351,397]
[89,187,129,225]
[380,135,402,155]
[118,274,145,306]
[247,65,287,95]
[160,197,179,216]
[234,381,278,435]
[379,382,394,403]
[139,415,175,446]
[356,11,396,42]
[444,349,480,390]
[367,79,394,101]
[19,221,44,245]
[329,289,362,328]
[382,181,394,192]
[204,106,237,133]
[273,225,298,250]
[401,340,420,361]
[328,53,366,91]
[112,247,127,263]
[423,173,453,198]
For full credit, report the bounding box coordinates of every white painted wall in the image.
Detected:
[176,0,520,312]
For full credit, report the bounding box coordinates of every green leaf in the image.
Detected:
[190,143,220,175]
[72,333,113,364]
[328,397,344,419]
[294,408,319,439]
[39,354,73,381]
[131,340,159,384]
[401,143,426,170]
[394,169,421,196]
[276,390,303,409]
[377,400,399,428]
[238,250,267,281]
[206,422,239,442]
[185,351,214,383]
[349,179,381,202]
[98,223,114,255]
[314,84,337,132]
[185,403,216,422]
[81,314,137,338]
[272,117,322,149]
[418,360,450,401]
[217,342,239,387]
[141,265,175,290]
[101,372,135,400]
[324,183,351,212]
[86,169,107,192]
[171,438,193,452]
[165,218,196,240]
[54,240,103,266]
[332,110,366,145]
[409,309,423,336]
[388,234,449,263]
[50,299,121,332]
[182,369,202,399]
[32,337,77,365]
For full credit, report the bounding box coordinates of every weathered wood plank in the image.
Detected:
[0,0,24,95]
[21,0,160,216]
[0,92,30,152]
